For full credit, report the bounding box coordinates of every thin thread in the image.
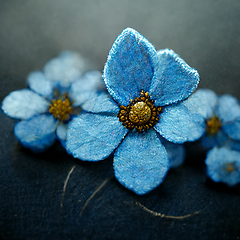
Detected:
[79,176,113,217]
[136,201,199,219]
[61,166,76,210]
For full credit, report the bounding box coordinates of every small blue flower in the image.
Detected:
[183,89,240,150]
[205,147,240,186]
[1,51,104,153]
[66,28,203,195]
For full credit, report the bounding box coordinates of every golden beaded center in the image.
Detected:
[206,116,222,135]
[118,90,162,132]
[225,163,235,172]
[49,95,73,121]
[129,102,151,125]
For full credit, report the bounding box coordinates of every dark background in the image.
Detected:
[0,1,240,239]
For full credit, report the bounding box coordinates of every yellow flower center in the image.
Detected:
[206,116,222,135]
[225,162,235,172]
[118,90,162,132]
[129,102,151,125]
[49,95,73,121]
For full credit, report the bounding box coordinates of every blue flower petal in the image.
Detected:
[227,139,240,152]
[56,122,68,150]
[14,114,57,153]
[81,92,119,114]
[149,49,200,106]
[1,89,49,120]
[44,51,90,89]
[103,28,158,106]
[222,120,240,141]
[183,89,218,119]
[27,71,56,99]
[201,131,229,150]
[155,103,205,143]
[68,71,106,107]
[160,136,185,168]
[216,94,240,123]
[56,122,68,141]
[205,147,240,186]
[114,129,169,195]
[66,113,128,161]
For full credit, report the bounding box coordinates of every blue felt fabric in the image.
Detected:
[56,122,68,141]
[80,92,119,114]
[43,51,90,89]
[205,147,240,186]
[113,129,169,195]
[14,114,57,153]
[216,94,240,123]
[182,89,240,150]
[56,122,69,150]
[65,28,202,194]
[103,28,158,106]
[159,136,185,168]
[227,139,240,152]
[222,120,240,141]
[27,71,55,100]
[154,103,205,143]
[201,131,229,150]
[183,89,218,119]
[149,49,200,106]
[66,113,128,161]
[68,70,106,107]
[1,89,49,120]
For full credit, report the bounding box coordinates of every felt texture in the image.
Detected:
[68,70,106,107]
[154,103,205,143]
[114,129,169,195]
[1,1,240,239]
[160,136,185,168]
[205,147,240,186]
[66,113,128,161]
[103,28,158,106]
[1,89,49,120]
[43,51,90,89]
[66,27,202,195]
[1,55,105,153]
[228,139,240,152]
[56,122,68,141]
[222,120,240,141]
[80,92,119,114]
[185,89,240,150]
[216,94,240,123]
[56,122,69,149]
[149,49,200,106]
[14,114,57,153]
[183,88,218,119]
[27,71,55,99]
[201,131,229,150]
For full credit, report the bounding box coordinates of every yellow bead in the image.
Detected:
[49,96,73,121]
[206,116,221,135]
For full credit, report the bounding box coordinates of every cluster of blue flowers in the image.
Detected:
[185,89,240,186]
[2,28,240,195]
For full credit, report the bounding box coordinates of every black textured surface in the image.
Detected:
[0,1,240,239]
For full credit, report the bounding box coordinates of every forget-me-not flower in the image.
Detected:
[205,147,240,186]
[66,28,204,195]
[183,89,240,150]
[1,51,104,153]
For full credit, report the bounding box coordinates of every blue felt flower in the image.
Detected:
[66,28,204,195]
[1,51,104,153]
[183,89,240,150]
[205,147,240,186]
